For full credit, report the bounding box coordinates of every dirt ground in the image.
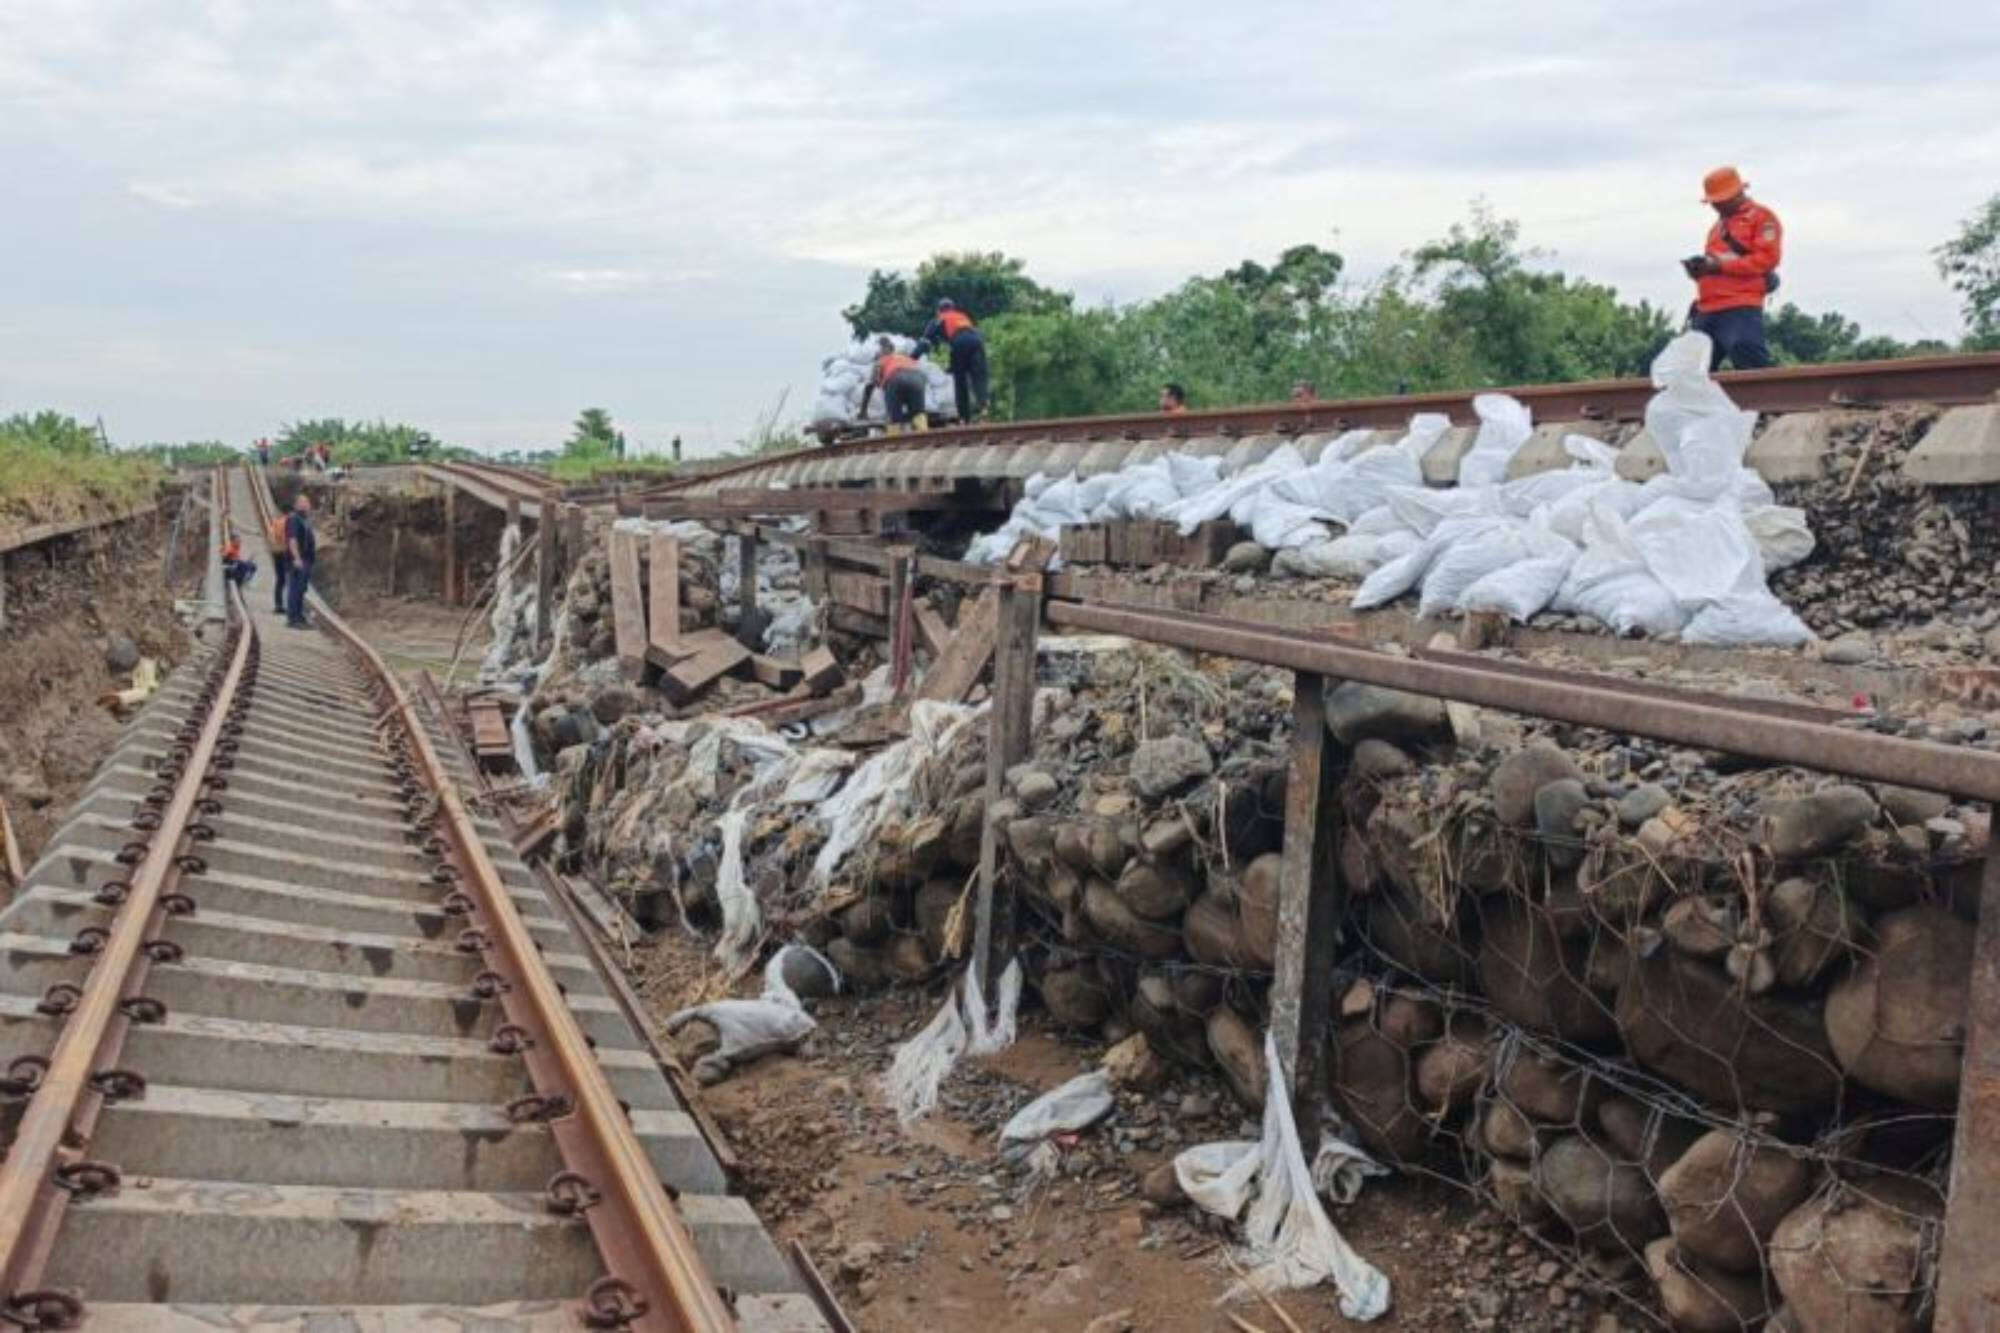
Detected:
[0,512,196,870]
[339,592,494,682]
[631,934,1642,1333]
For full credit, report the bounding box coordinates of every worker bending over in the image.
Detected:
[1683,166,1781,370]
[220,536,256,588]
[918,298,989,422]
[859,337,930,432]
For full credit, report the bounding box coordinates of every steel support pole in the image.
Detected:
[1269,671,1344,1150]
[973,572,1040,996]
[1937,834,2000,1331]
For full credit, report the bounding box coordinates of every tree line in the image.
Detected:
[844,198,2000,420]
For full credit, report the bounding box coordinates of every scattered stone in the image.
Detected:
[1876,784,1950,827]
[1645,1237,1773,1332]
[1756,785,1879,860]
[1821,632,1876,665]
[838,1240,885,1280]
[589,686,642,725]
[1324,681,1451,748]
[1533,778,1590,868]
[1127,736,1213,801]
[1769,1176,1942,1333]
[1492,744,1584,828]
[103,632,139,674]
[1139,1161,1185,1206]
[1083,1309,1136,1333]
[777,946,840,999]
[1220,541,1270,574]
[1825,903,1974,1109]
[1616,783,1672,829]
[1352,738,1415,780]
[1007,765,1060,811]
[1532,1135,1666,1252]
[1205,1007,1265,1110]
[1102,1032,1167,1092]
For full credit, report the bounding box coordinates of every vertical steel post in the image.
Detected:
[973,570,1040,996]
[1937,834,2000,1331]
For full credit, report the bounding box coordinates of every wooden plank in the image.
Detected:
[562,504,585,580]
[827,570,892,618]
[726,682,862,727]
[647,533,682,657]
[467,701,512,755]
[0,792,23,888]
[828,605,890,639]
[804,538,831,600]
[443,485,458,607]
[749,655,804,690]
[799,646,844,695]
[607,527,647,682]
[0,501,159,557]
[662,637,752,704]
[974,570,1041,995]
[1938,836,2000,1331]
[915,586,999,703]
[738,533,759,619]
[535,499,558,649]
[1269,670,1344,1153]
[914,603,950,658]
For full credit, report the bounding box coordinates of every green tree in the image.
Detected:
[1936,193,2000,348]
[841,251,1070,338]
[983,306,1141,420]
[568,408,617,452]
[276,418,445,464]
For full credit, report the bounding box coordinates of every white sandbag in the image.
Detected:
[1459,516,1579,622]
[1456,393,1534,488]
[1500,467,1607,516]
[1681,592,1815,645]
[1386,484,1503,537]
[1563,434,1621,470]
[1174,1033,1390,1321]
[1414,517,1529,618]
[1744,504,1815,571]
[1626,496,1764,611]
[1167,453,1224,494]
[1327,428,1383,462]
[1396,413,1453,460]
[664,997,817,1084]
[1272,526,1419,580]
[1556,506,1688,637]
[1545,476,1645,545]
[1247,497,1331,551]
[999,1070,1114,1152]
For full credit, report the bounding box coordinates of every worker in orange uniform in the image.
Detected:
[220,535,256,588]
[917,299,989,422]
[1682,166,1781,370]
[858,337,930,432]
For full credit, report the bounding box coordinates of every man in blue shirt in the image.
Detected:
[284,493,317,628]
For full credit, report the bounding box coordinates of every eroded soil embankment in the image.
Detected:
[2,511,195,868]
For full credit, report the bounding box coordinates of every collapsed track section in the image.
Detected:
[0,468,825,1331]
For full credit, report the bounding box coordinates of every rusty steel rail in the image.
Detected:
[245,464,736,1333]
[0,469,252,1325]
[640,348,2000,498]
[1042,596,2000,800]
[420,461,560,512]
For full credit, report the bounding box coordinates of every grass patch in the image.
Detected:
[0,413,163,532]
[546,455,680,484]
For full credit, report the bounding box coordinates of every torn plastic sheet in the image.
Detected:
[1174,1033,1390,1321]
[881,956,1024,1124]
[811,699,981,889]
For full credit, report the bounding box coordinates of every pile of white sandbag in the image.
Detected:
[964,333,1817,646]
[810,334,958,428]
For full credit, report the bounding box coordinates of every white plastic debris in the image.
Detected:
[881,955,1025,1124]
[662,943,840,1085]
[1173,1033,1391,1321]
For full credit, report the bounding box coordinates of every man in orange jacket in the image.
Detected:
[858,337,930,430]
[917,298,989,422]
[1683,166,1781,371]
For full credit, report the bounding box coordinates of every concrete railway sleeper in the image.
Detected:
[0,467,826,1331]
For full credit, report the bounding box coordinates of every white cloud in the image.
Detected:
[0,0,1996,452]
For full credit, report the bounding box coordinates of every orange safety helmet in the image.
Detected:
[1702,166,1747,203]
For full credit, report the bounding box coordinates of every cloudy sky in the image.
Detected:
[4,2,1997,457]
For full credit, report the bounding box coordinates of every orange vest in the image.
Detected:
[938,309,975,339]
[267,515,289,552]
[221,537,241,560]
[1697,200,1782,313]
[875,353,921,383]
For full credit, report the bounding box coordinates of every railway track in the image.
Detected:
[0,467,826,1330]
[641,348,2000,498]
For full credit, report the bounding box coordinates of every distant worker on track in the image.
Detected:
[859,337,931,432]
[1682,166,1782,371]
[918,298,990,422]
[284,492,317,629]
[1291,381,1318,403]
[1160,383,1188,414]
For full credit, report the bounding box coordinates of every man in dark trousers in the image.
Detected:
[917,298,989,422]
[1683,165,1782,370]
[284,492,317,628]
[858,337,931,431]
[266,506,292,615]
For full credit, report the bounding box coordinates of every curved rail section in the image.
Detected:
[0,467,819,1329]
